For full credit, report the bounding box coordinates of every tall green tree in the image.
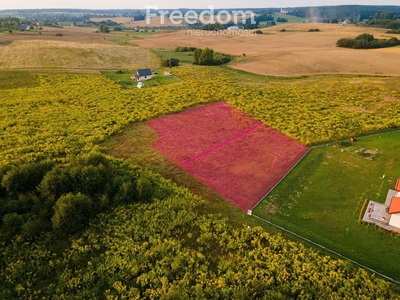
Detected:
[52,192,92,236]
[193,48,202,64]
[199,48,214,66]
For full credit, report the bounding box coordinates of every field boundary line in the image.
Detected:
[310,128,400,149]
[179,122,263,167]
[355,128,400,140]
[250,148,311,211]
[252,214,400,286]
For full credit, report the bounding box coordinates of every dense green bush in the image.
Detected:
[2,213,23,236]
[38,167,74,200]
[1,161,54,197]
[163,58,180,67]
[0,154,160,240]
[337,33,400,49]
[193,47,232,66]
[52,192,92,236]
[386,28,400,34]
[174,46,197,52]
[276,17,288,22]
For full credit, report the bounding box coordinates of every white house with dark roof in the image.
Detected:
[133,68,152,81]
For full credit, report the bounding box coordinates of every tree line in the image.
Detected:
[0,17,31,32]
[287,5,400,22]
[193,47,232,66]
[163,47,232,67]
[337,33,400,49]
[365,11,400,30]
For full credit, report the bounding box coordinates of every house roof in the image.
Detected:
[228,26,244,30]
[389,197,400,214]
[395,179,400,191]
[137,68,152,76]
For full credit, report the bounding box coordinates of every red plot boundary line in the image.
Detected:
[179,122,264,168]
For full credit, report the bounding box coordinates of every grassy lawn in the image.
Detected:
[107,32,143,45]
[152,48,195,65]
[101,70,136,88]
[274,13,307,23]
[59,22,73,27]
[102,70,180,89]
[108,31,161,45]
[253,131,400,281]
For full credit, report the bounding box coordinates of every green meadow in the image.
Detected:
[254,131,400,280]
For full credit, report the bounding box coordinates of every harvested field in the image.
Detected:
[148,101,309,211]
[0,27,158,71]
[134,23,400,76]
[0,39,157,71]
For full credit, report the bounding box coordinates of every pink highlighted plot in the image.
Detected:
[147,101,309,212]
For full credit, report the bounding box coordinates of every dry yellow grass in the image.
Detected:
[134,23,400,76]
[0,27,158,72]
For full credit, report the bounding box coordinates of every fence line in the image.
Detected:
[251,148,311,211]
[310,128,400,149]
[252,214,400,286]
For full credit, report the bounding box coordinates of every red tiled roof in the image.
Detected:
[395,179,400,192]
[389,197,400,214]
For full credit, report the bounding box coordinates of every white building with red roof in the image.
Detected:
[363,178,400,232]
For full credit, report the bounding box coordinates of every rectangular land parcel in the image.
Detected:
[148,101,309,211]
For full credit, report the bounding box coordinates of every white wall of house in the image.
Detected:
[139,75,152,81]
[389,213,400,228]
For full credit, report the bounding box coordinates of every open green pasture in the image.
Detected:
[107,31,163,46]
[254,131,400,280]
[152,48,195,64]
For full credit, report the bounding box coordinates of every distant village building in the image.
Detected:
[133,68,152,81]
[340,19,351,26]
[227,26,244,31]
[18,24,30,31]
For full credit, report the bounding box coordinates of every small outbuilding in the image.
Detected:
[134,68,152,81]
